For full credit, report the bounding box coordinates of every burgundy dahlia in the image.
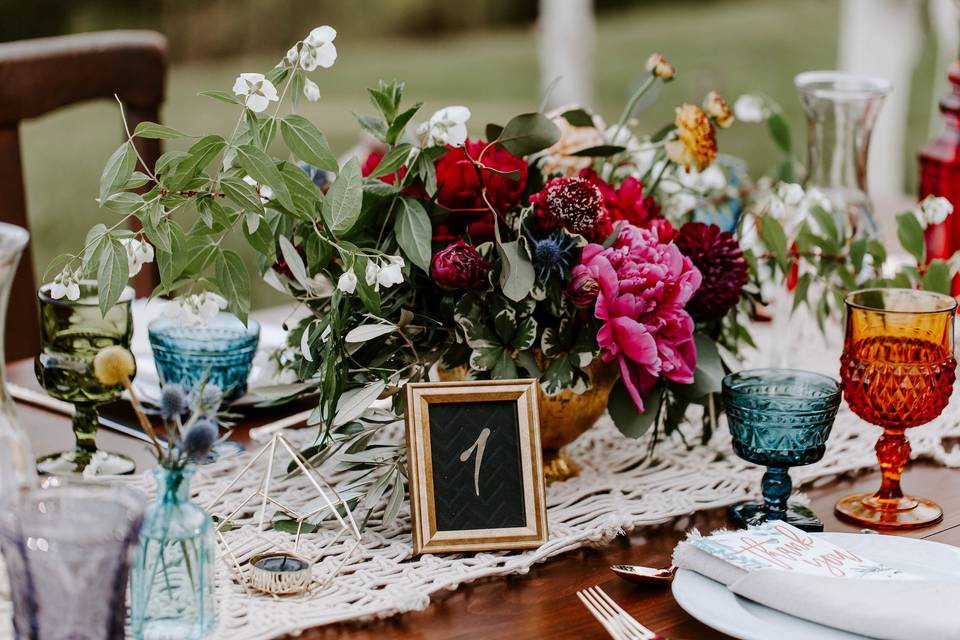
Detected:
[674,222,748,322]
[530,177,612,242]
[431,241,492,290]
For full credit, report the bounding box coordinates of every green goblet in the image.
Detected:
[34,282,136,476]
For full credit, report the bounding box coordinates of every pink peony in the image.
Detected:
[571,223,702,411]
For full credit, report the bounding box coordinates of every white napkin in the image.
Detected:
[673,532,960,640]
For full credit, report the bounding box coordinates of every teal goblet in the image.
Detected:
[723,368,841,532]
[34,282,136,476]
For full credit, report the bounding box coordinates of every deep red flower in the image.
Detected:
[530,176,612,242]
[580,169,656,228]
[431,241,492,290]
[674,222,748,322]
[435,139,527,212]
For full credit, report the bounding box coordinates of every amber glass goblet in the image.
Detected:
[837,288,957,529]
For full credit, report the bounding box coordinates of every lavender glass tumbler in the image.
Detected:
[0,480,144,639]
[723,369,841,532]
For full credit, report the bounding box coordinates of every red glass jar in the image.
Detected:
[919,61,960,291]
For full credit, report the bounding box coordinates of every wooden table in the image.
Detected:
[11,359,960,640]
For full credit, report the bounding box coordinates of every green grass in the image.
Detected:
[18,0,934,307]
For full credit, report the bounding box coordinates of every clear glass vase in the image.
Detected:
[130,466,216,640]
[0,222,35,495]
[795,71,891,239]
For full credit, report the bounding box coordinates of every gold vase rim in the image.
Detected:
[844,288,957,315]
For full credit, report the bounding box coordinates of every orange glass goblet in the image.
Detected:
[836,288,957,529]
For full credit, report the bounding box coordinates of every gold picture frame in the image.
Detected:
[404,379,549,554]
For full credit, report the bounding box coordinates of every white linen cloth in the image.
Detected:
[673,537,960,640]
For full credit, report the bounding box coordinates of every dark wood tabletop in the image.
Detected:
[10,358,960,640]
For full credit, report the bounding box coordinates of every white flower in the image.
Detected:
[365,261,381,287]
[232,72,279,113]
[337,271,358,294]
[299,26,337,71]
[733,94,768,123]
[917,195,953,227]
[120,238,154,277]
[949,251,960,277]
[303,78,321,103]
[49,267,80,301]
[162,292,228,326]
[285,46,299,64]
[242,175,274,203]
[416,106,471,147]
[776,182,805,206]
[377,256,405,289]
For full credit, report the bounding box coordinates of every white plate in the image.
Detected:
[672,532,960,640]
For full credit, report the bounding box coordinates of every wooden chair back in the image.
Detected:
[0,30,166,361]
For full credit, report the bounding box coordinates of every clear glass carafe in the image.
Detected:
[795,71,891,239]
[0,222,35,495]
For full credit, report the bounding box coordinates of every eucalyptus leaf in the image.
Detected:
[280,114,339,173]
[235,144,295,212]
[133,122,191,140]
[569,145,626,157]
[96,237,129,317]
[345,323,396,343]
[215,250,250,323]
[393,198,432,272]
[922,259,951,295]
[496,240,535,302]
[896,211,925,264]
[322,157,363,235]
[609,381,660,438]
[99,142,137,203]
[497,112,561,156]
[333,381,386,427]
[198,90,240,105]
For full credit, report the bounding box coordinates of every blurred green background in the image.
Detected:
[3,0,945,306]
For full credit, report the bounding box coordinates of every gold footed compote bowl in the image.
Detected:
[34,282,136,476]
[836,288,957,529]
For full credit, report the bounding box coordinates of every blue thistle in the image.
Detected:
[182,417,218,460]
[197,384,223,416]
[529,230,577,282]
[159,384,186,421]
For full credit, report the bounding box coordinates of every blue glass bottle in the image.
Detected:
[130,466,216,639]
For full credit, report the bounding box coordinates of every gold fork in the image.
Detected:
[576,585,664,640]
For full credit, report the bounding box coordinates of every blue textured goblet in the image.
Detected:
[723,368,841,532]
[148,312,259,403]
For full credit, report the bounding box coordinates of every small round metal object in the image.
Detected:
[249,552,313,595]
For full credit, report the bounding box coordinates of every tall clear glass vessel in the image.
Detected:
[130,466,216,639]
[0,222,35,495]
[795,71,891,239]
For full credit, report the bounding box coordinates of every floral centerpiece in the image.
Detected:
[47,27,957,517]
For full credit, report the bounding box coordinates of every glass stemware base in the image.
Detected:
[729,501,824,532]
[835,493,942,529]
[33,404,135,476]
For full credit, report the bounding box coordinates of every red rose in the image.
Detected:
[435,139,527,212]
[431,241,492,290]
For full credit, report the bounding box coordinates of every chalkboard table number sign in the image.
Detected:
[404,379,549,554]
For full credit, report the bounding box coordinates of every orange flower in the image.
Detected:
[645,53,675,81]
[702,91,734,129]
[665,104,717,172]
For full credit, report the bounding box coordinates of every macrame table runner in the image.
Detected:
[3,322,960,639]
